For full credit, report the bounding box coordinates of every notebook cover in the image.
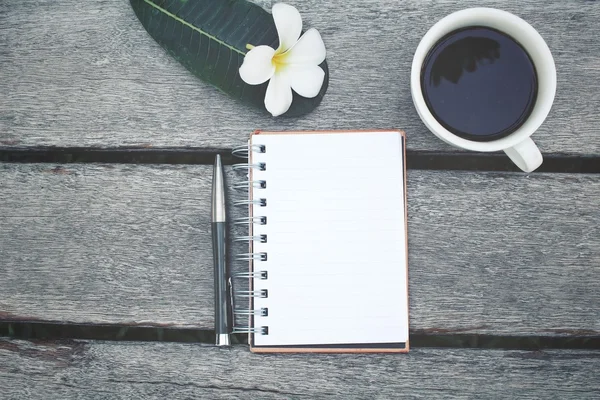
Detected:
[247,129,409,353]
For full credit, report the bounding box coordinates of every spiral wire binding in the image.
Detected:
[233,234,267,243]
[233,216,267,225]
[231,144,269,336]
[234,271,268,279]
[232,180,267,190]
[232,162,266,172]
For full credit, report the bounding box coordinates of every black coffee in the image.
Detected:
[421,26,538,141]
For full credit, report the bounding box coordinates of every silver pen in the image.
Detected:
[212,154,233,346]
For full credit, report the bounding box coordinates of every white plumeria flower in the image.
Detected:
[239,3,326,117]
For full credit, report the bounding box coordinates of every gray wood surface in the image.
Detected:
[1,163,598,335]
[0,339,599,399]
[1,0,599,155]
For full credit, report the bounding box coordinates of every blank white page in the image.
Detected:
[249,131,408,347]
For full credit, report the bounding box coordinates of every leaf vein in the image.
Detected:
[142,0,245,56]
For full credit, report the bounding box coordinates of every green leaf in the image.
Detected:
[130,0,329,117]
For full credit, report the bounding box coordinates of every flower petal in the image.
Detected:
[288,65,325,98]
[283,28,326,65]
[239,45,275,85]
[264,71,293,117]
[272,3,302,53]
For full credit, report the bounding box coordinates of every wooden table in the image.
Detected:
[1,0,599,397]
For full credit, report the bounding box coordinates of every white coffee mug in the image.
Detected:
[411,8,556,172]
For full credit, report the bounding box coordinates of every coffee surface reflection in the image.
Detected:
[421,27,538,141]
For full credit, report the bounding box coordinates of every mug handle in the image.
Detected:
[503,138,543,172]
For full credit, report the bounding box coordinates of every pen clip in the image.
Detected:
[227,276,234,331]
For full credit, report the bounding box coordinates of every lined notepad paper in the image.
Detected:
[249,131,408,349]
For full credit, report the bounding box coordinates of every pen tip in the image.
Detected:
[215,154,222,167]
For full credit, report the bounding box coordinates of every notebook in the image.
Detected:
[232,130,409,353]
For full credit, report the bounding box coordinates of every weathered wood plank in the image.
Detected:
[0,339,598,399]
[410,171,600,336]
[1,0,599,155]
[0,164,222,327]
[1,164,598,334]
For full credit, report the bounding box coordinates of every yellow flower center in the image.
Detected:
[245,43,288,71]
[271,51,288,70]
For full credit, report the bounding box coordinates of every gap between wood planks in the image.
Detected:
[0,147,599,173]
[0,321,598,350]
